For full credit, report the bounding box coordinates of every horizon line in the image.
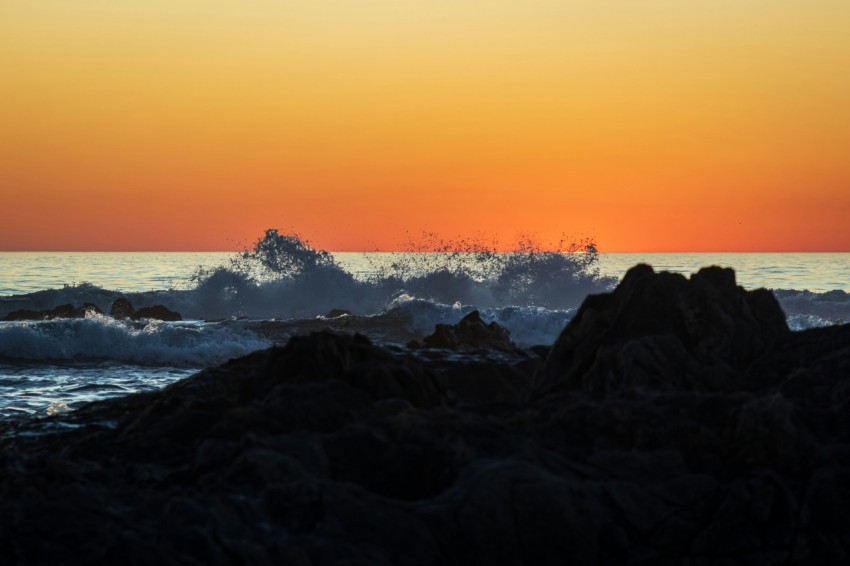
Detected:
[2,249,849,254]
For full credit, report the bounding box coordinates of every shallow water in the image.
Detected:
[0,360,196,419]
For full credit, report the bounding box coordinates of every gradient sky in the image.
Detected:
[2,1,849,251]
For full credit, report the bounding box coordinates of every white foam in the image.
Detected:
[0,314,270,366]
[775,289,850,326]
[387,296,575,347]
[786,314,838,331]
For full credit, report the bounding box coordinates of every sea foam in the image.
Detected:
[386,296,575,347]
[0,314,269,366]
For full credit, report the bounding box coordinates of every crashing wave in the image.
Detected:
[773,288,850,326]
[1,230,846,336]
[186,229,615,319]
[0,314,269,366]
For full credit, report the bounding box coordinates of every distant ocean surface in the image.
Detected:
[2,251,850,295]
[2,250,849,419]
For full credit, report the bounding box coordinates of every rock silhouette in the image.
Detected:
[538,264,790,395]
[0,299,182,322]
[109,297,135,318]
[1,265,849,564]
[409,309,521,353]
[2,302,103,321]
[109,297,182,321]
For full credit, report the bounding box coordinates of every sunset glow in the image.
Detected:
[2,1,849,251]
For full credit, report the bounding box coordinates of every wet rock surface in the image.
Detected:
[0,298,182,322]
[109,297,183,321]
[2,265,850,564]
[2,302,103,321]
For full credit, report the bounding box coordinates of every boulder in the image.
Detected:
[109,297,135,319]
[134,304,182,321]
[109,298,182,321]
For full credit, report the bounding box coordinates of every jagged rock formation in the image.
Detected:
[1,265,849,564]
[538,264,790,395]
[408,310,521,354]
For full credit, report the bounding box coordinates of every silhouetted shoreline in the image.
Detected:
[2,265,849,564]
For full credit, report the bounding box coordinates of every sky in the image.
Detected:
[2,1,849,251]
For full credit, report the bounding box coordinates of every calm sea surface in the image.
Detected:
[1,252,849,296]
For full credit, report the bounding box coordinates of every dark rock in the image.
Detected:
[2,266,850,563]
[412,310,521,353]
[436,361,533,404]
[133,304,182,321]
[538,264,790,395]
[109,297,135,319]
[2,302,103,321]
[109,297,182,321]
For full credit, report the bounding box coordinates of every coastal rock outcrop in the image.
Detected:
[2,266,850,564]
[538,264,790,395]
[109,297,182,321]
[408,310,521,354]
[2,302,103,321]
[0,299,182,322]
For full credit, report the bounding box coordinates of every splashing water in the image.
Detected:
[3,230,847,339]
[185,229,616,319]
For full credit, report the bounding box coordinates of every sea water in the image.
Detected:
[1,249,849,418]
[3,251,849,295]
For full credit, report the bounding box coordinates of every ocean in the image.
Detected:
[2,246,849,419]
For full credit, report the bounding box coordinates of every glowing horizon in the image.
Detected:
[2,1,849,252]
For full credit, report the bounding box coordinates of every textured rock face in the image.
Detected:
[538,264,790,395]
[2,267,850,564]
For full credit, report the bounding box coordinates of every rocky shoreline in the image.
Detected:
[2,297,182,322]
[2,265,849,564]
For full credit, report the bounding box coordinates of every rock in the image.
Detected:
[109,297,135,318]
[538,264,790,396]
[109,297,182,321]
[263,332,442,409]
[324,309,352,318]
[2,266,850,563]
[2,303,103,321]
[436,361,534,404]
[134,304,182,321]
[411,310,521,353]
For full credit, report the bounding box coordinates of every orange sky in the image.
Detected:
[2,1,849,251]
